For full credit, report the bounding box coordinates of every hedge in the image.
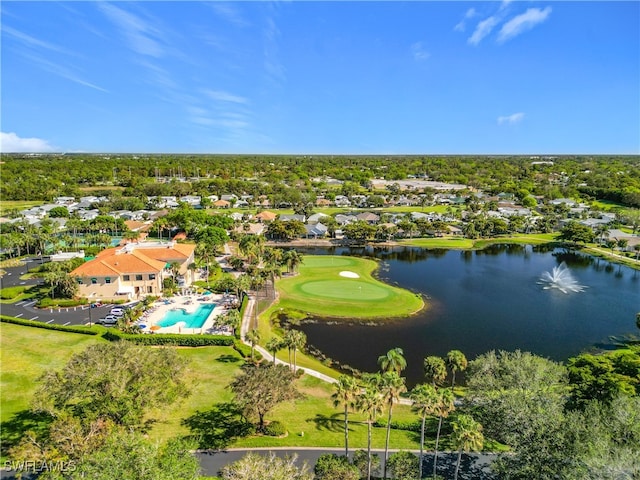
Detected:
[263,420,286,436]
[102,330,235,346]
[0,315,100,335]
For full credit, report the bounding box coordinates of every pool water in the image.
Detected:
[156,303,216,328]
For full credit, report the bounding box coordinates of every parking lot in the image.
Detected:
[0,258,124,326]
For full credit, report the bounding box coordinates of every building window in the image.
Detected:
[91,278,97,284]
[105,278,111,284]
[147,286,153,293]
[123,275,130,281]
[77,279,83,284]
[135,274,143,281]
[149,273,156,280]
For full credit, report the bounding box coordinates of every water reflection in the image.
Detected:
[290,246,639,387]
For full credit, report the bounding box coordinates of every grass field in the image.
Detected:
[400,233,558,249]
[273,255,424,319]
[0,323,443,453]
[0,200,43,216]
[0,323,103,423]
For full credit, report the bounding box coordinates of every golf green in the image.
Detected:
[273,255,424,319]
[299,280,390,300]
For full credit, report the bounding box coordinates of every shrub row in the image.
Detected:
[37,297,89,308]
[0,315,99,335]
[263,420,286,437]
[0,286,29,300]
[374,418,422,433]
[102,330,235,346]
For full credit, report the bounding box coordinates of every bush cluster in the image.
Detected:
[263,420,286,437]
[102,330,234,346]
[1,315,99,335]
[374,418,422,433]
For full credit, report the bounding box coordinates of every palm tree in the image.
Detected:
[432,388,455,479]
[265,337,282,364]
[356,385,385,480]
[378,371,406,480]
[595,224,610,246]
[377,347,407,375]
[220,309,241,337]
[283,249,303,275]
[446,350,468,388]
[284,330,306,373]
[245,329,260,362]
[424,356,447,387]
[410,383,439,480]
[331,375,360,457]
[451,414,484,480]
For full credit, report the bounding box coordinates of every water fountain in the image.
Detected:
[538,262,587,294]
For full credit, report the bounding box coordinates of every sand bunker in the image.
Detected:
[339,271,360,278]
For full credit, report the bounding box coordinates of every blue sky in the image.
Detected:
[1,1,638,154]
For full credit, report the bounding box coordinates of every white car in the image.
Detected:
[98,315,119,326]
[110,307,126,317]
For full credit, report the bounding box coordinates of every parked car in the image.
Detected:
[110,307,126,317]
[98,315,119,326]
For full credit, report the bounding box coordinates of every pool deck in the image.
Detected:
[138,293,236,335]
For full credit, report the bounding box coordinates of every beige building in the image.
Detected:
[70,241,196,301]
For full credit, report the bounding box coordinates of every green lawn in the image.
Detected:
[273,255,424,320]
[0,200,43,216]
[0,324,430,452]
[0,323,104,423]
[400,233,558,250]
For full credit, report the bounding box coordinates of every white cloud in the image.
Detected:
[410,42,430,61]
[204,90,249,104]
[2,26,76,56]
[0,132,57,152]
[498,7,552,43]
[497,112,525,125]
[209,3,249,27]
[468,15,500,46]
[454,8,477,32]
[98,3,165,58]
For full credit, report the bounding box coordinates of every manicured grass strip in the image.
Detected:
[0,323,104,423]
[1,315,100,335]
[274,255,424,319]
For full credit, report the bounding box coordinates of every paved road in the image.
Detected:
[196,448,498,479]
[0,258,118,326]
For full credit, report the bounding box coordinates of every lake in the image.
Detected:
[292,245,640,386]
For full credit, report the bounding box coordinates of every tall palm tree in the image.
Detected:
[424,356,447,387]
[220,309,241,336]
[245,329,260,362]
[451,414,484,480]
[284,330,306,373]
[446,350,468,388]
[356,385,385,480]
[377,347,407,375]
[378,371,406,479]
[410,383,439,480]
[331,375,360,457]
[432,388,455,479]
[265,337,282,364]
[283,249,303,275]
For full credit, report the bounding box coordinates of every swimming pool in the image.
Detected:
[156,303,216,328]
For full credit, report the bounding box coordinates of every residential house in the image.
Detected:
[255,211,277,222]
[307,212,329,224]
[304,223,328,239]
[279,214,306,223]
[213,199,231,208]
[70,241,196,301]
[356,212,380,224]
[334,195,351,207]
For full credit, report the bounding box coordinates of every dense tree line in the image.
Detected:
[2,154,638,208]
